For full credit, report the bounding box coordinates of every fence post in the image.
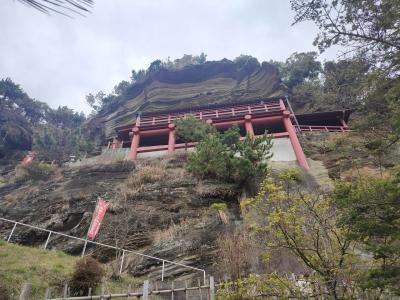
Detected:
[209,276,215,300]
[143,280,149,300]
[7,223,17,242]
[81,239,88,257]
[44,231,52,249]
[119,250,125,274]
[63,283,68,299]
[198,278,203,300]
[171,281,174,300]
[19,283,32,300]
[44,287,51,300]
[161,260,165,281]
[127,284,131,300]
[185,280,189,300]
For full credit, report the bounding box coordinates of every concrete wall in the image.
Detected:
[71,136,297,166]
[270,137,297,162]
[137,137,297,162]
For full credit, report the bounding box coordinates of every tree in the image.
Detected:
[291,0,400,69]
[279,52,322,89]
[85,91,117,113]
[322,57,370,108]
[46,106,86,128]
[16,0,93,17]
[130,69,146,83]
[33,124,93,164]
[187,125,272,188]
[334,174,400,294]
[175,115,215,149]
[148,59,162,73]
[234,55,261,73]
[162,53,208,69]
[243,169,356,299]
[113,80,130,96]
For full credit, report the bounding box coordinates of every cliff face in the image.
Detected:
[0,154,241,280]
[91,60,286,139]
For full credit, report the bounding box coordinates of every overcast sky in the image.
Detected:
[0,1,339,114]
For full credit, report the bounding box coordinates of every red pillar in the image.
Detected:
[340,118,348,128]
[128,127,140,160]
[168,123,176,153]
[111,138,120,149]
[279,99,286,110]
[282,110,309,169]
[244,115,254,136]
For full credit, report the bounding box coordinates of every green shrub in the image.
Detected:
[210,203,228,210]
[187,125,273,188]
[69,257,104,296]
[278,168,302,182]
[175,115,215,148]
[15,161,54,181]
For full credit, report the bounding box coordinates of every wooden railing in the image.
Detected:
[19,277,216,300]
[136,102,283,127]
[295,125,351,133]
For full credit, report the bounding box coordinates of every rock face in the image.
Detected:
[91,60,287,139]
[0,155,241,280]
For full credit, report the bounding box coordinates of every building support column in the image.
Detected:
[168,123,176,153]
[282,110,309,169]
[128,127,140,160]
[244,115,254,136]
[279,99,286,110]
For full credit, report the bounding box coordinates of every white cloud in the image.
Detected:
[0,0,340,114]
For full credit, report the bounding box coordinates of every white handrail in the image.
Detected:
[0,216,206,283]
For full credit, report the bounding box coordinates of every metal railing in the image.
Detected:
[0,217,206,283]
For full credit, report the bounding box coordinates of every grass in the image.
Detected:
[0,240,142,299]
[0,239,77,298]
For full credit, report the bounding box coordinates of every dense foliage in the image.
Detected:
[185,124,273,187]
[235,170,400,298]
[291,0,400,69]
[287,0,400,162]
[175,115,215,149]
[0,78,89,164]
[334,174,400,294]
[33,126,94,164]
[243,170,354,299]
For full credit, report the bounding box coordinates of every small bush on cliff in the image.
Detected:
[69,257,104,296]
[187,125,272,188]
[15,161,54,182]
[126,165,167,188]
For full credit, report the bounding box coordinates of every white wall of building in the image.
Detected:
[270,137,297,162]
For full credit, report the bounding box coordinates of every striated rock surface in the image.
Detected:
[91,60,287,139]
[0,154,241,280]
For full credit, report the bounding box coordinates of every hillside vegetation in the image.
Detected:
[0,240,142,299]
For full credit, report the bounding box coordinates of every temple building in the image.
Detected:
[110,98,351,169]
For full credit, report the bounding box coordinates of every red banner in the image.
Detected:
[87,197,109,240]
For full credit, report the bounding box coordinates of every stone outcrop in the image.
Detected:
[90,60,287,139]
[0,155,241,280]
